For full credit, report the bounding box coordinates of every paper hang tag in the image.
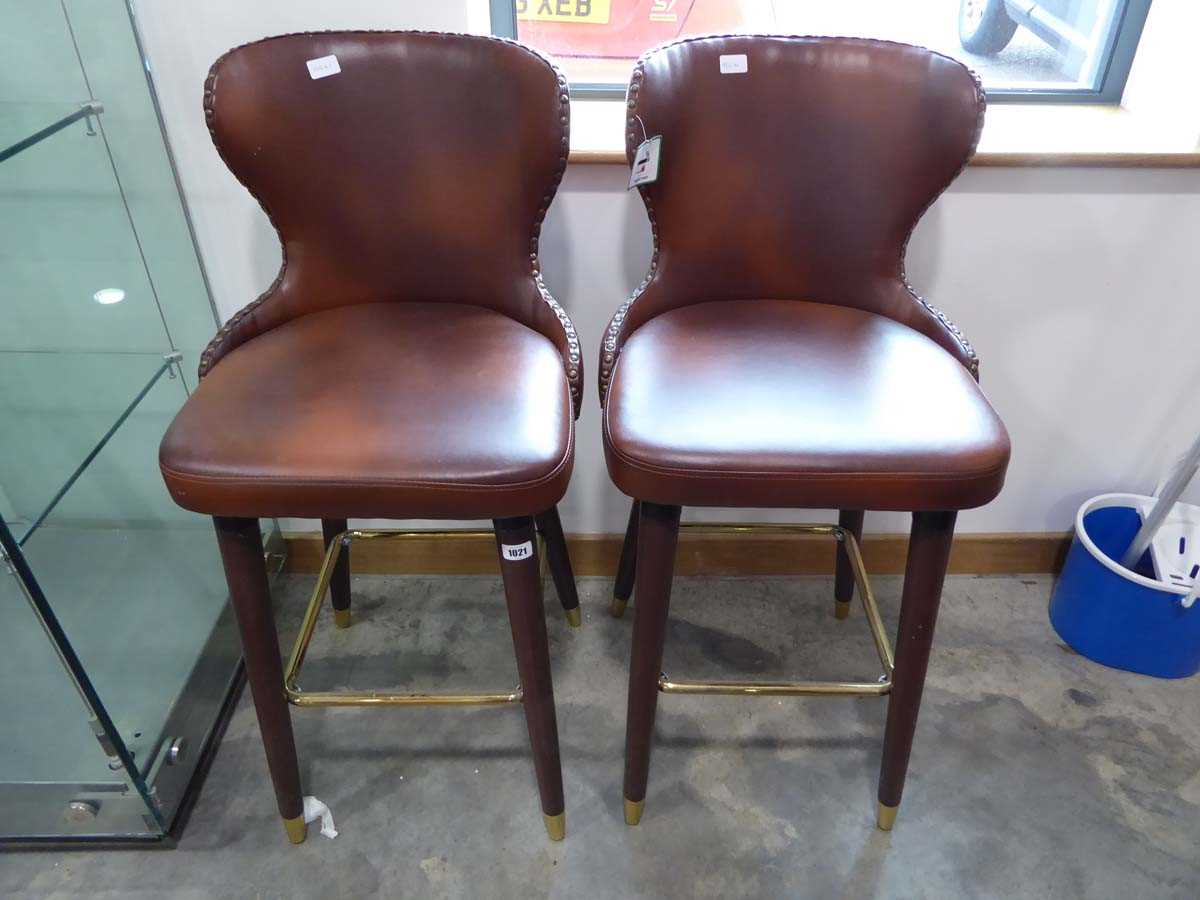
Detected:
[628,135,662,189]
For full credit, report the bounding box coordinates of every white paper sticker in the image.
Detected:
[306,55,341,80]
[719,53,748,74]
[501,540,534,562]
[628,135,662,189]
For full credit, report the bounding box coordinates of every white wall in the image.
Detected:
[134,3,1200,537]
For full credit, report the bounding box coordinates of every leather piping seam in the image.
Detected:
[602,436,1008,486]
[201,29,583,414]
[598,34,985,403]
[160,421,574,494]
[600,375,1004,485]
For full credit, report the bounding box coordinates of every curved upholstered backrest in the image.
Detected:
[600,36,983,399]
[201,31,580,407]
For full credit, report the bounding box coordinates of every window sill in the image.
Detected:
[567,99,1200,168]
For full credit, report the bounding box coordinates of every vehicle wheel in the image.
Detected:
[958,0,1018,55]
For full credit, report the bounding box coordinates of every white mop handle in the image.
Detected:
[1121,431,1200,569]
[1183,582,1200,610]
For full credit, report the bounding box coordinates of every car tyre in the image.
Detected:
[958,0,1018,55]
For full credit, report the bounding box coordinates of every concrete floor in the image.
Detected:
[4,572,1199,898]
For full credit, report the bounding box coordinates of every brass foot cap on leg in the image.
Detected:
[610,596,628,619]
[876,801,898,832]
[623,797,644,826]
[565,607,582,629]
[834,600,851,620]
[283,814,307,844]
[543,812,566,841]
[333,608,352,630]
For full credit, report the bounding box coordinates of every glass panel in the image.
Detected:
[0,353,177,531]
[12,354,229,778]
[0,98,168,356]
[0,558,115,788]
[514,0,1142,96]
[64,0,221,373]
[0,0,236,840]
[0,523,157,841]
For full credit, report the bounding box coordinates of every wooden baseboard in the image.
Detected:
[283,530,1070,576]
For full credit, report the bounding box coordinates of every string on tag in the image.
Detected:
[634,114,649,145]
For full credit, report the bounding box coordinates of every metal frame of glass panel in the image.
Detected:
[0,102,103,164]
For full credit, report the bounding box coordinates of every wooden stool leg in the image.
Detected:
[494,516,566,841]
[622,501,681,825]
[611,500,640,618]
[535,506,582,628]
[213,516,306,844]
[321,518,352,629]
[876,510,957,831]
[834,509,865,619]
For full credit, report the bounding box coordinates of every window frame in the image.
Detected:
[491,0,1154,104]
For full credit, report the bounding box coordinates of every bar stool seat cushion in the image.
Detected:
[603,299,1009,511]
[161,301,573,519]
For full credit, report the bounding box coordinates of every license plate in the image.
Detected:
[516,0,612,25]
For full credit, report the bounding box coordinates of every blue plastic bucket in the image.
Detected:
[1050,493,1200,679]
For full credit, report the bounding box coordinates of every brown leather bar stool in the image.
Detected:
[601,36,1011,830]
[159,32,582,844]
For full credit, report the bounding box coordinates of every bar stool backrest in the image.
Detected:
[199,31,574,386]
[613,35,984,378]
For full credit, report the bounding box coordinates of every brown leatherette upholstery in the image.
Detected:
[605,300,1007,510]
[161,32,578,519]
[163,303,572,518]
[601,36,1009,510]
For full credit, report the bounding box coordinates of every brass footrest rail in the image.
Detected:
[657,523,894,699]
[658,677,890,697]
[283,528,543,708]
